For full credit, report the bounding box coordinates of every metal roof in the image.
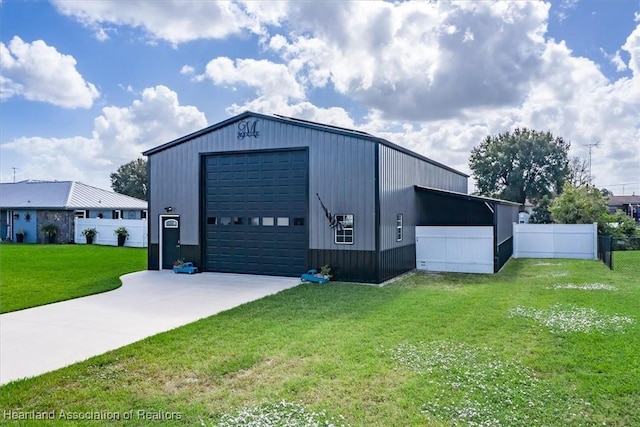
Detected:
[143,111,469,178]
[414,185,523,207]
[0,180,147,210]
[607,195,640,205]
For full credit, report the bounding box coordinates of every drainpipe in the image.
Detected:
[8,210,13,240]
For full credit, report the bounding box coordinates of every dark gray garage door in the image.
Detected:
[204,149,308,276]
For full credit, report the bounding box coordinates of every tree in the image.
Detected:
[567,156,591,187]
[600,188,613,197]
[549,184,607,230]
[528,195,553,224]
[110,158,148,200]
[469,128,570,204]
[600,210,639,238]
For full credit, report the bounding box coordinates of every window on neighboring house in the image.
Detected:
[141,210,147,220]
[74,210,87,218]
[335,214,354,244]
[396,214,403,241]
[112,210,121,219]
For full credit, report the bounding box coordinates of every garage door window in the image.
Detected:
[396,214,403,241]
[277,217,289,226]
[249,217,260,226]
[335,214,354,244]
[263,217,274,226]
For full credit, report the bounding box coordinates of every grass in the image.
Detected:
[0,244,147,313]
[0,252,638,426]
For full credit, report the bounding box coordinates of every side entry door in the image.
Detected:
[162,216,180,269]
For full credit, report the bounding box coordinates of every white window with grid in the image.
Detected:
[396,214,403,241]
[334,214,354,244]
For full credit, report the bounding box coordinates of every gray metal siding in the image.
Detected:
[496,203,519,244]
[378,144,468,251]
[148,117,376,251]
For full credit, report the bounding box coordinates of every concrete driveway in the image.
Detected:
[0,271,299,385]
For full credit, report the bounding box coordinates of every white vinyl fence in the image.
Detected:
[416,226,494,274]
[74,218,148,247]
[512,223,597,259]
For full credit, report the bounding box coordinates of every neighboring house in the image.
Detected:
[607,195,640,222]
[143,111,520,283]
[0,180,148,243]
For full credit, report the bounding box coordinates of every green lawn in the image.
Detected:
[0,245,147,313]
[0,253,638,426]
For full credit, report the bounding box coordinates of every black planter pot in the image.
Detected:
[86,235,94,244]
[16,234,24,243]
[117,235,126,247]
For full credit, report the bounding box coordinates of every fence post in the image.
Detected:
[592,222,598,260]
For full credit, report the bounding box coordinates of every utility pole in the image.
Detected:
[582,140,600,183]
[12,167,17,183]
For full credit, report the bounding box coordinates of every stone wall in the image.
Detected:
[37,211,75,243]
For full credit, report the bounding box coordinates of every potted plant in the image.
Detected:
[15,229,26,243]
[41,223,58,244]
[82,228,98,244]
[320,264,333,280]
[114,226,129,247]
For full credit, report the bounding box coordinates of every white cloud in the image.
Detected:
[622,23,640,75]
[225,98,356,129]
[51,0,286,45]
[0,36,99,108]
[2,86,207,189]
[270,1,550,121]
[601,49,628,72]
[180,65,195,75]
[199,57,305,100]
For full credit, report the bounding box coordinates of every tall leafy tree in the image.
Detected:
[549,184,607,228]
[528,195,553,224]
[110,158,148,201]
[469,128,570,204]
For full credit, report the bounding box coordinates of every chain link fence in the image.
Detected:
[598,236,640,270]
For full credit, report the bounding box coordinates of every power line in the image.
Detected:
[601,182,640,186]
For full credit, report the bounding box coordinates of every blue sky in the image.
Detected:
[1,0,639,196]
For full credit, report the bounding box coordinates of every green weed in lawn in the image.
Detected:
[510,304,635,334]
[0,245,146,313]
[211,400,350,427]
[388,341,592,426]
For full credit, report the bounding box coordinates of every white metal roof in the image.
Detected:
[0,180,147,210]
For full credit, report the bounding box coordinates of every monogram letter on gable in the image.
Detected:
[237,120,260,140]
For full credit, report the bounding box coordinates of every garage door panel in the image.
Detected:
[205,150,308,276]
